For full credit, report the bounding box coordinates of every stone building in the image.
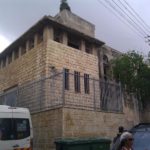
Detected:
[0,2,141,150]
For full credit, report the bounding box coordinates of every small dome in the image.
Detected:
[60,0,71,12]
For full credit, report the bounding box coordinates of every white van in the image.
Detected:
[0,105,33,150]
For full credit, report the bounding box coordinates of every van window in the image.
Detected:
[0,118,30,140]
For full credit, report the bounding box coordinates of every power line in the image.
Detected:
[120,0,150,44]
[117,0,150,34]
[122,0,150,33]
[111,0,147,36]
[97,0,144,39]
[103,0,146,37]
[96,0,150,46]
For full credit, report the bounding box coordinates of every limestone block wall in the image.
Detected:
[141,111,150,122]
[45,39,100,108]
[0,43,46,91]
[62,107,140,140]
[140,101,150,122]
[31,105,140,150]
[32,108,63,150]
[64,78,101,109]
[123,102,140,127]
[46,39,99,78]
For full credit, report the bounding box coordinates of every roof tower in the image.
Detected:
[60,0,71,12]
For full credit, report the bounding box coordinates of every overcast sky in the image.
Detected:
[0,0,150,55]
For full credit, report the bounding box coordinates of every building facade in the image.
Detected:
[0,6,141,150]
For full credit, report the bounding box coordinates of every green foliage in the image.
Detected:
[112,50,150,102]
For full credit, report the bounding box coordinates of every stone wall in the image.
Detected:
[123,94,140,126]
[141,111,150,122]
[0,43,46,91]
[45,39,99,78]
[62,107,139,140]
[45,40,101,110]
[140,100,150,122]
[31,105,140,150]
[32,108,63,150]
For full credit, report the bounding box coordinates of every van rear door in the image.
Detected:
[11,108,31,150]
[0,108,13,150]
[0,118,13,150]
[0,118,31,150]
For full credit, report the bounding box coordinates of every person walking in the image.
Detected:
[113,126,125,143]
[119,132,134,150]
[111,126,125,150]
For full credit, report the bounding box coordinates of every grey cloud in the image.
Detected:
[0,0,150,54]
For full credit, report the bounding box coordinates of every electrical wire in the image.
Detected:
[96,0,150,43]
[117,0,150,35]
[103,0,146,37]
[122,0,150,34]
[111,0,147,36]
[97,0,144,39]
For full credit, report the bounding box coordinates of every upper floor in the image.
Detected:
[0,7,123,92]
[0,9,104,70]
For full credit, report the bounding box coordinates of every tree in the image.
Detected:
[112,50,150,103]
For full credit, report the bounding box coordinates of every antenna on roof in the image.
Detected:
[60,0,71,12]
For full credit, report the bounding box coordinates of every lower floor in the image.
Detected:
[32,107,140,150]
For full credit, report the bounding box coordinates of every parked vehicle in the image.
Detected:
[0,105,33,150]
[111,123,150,150]
[131,123,150,150]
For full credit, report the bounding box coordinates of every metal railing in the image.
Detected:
[0,72,123,113]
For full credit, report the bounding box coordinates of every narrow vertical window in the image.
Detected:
[37,29,43,44]
[54,28,63,43]
[2,57,6,67]
[14,49,19,60]
[84,74,90,94]
[29,37,34,50]
[8,53,12,64]
[21,44,26,55]
[74,71,80,93]
[64,68,69,90]
[85,42,93,54]
[68,34,81,50]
